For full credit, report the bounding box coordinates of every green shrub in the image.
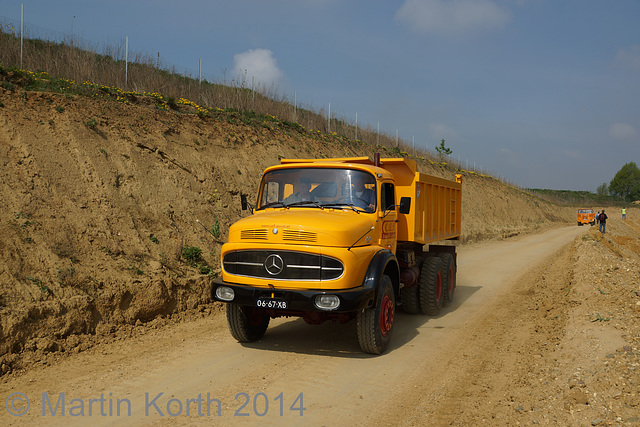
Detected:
[181,245,203,265]
[211,217,221,239]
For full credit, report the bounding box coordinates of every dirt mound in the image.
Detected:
[0,80,577,375]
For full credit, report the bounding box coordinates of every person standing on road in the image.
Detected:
[598,210,608,234]
[622,207,626,220]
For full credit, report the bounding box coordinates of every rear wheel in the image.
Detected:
[401,259,421,314]
[438,253,456,306]
[401,285,420,314]
[226,304,270,342]
[357,275,395,354]
[419,256,443,315]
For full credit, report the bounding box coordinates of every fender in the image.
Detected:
[362,249,400,304]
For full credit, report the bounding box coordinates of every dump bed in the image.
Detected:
[380,158,462,244]
[279,156,462,245]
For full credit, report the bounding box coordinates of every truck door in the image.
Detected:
[379,182,398,253]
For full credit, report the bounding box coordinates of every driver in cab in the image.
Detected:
[283,177,317,204]
[350,174,375,212]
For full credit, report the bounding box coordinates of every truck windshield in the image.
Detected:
[258,168,376,212]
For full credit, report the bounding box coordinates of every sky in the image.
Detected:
[1,0,639,191]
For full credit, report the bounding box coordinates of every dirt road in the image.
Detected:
[0,225,588,426]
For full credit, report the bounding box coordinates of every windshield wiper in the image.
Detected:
[257,201,286,210]
[284,201,324,209]
[320,202,363,213]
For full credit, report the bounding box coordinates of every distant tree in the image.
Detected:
[609,162,640,202]
[435,138,452,159]
[596,182,609,196]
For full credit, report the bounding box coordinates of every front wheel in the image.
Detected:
[226,304,270,342]
[357,275,395,354]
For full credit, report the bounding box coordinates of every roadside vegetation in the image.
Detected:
[529,162,640,206]
[526,188,624,206]
[0,24,531,190]
[0,26,431,163]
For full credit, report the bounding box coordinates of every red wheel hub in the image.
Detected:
[436,271,443,301]
[247,308,265,326]
[379,294,394,336]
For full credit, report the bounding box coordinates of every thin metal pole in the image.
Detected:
[125,36,128,88]
[294,90,297,122]
[328,102,331,133]
[20,4,23,68]
[198,58,202,101]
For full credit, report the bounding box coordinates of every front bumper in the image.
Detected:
[212,279,375,313]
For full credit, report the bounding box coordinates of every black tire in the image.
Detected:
[357,275,395,355]
[226,303,270,342]
[419,256,443,315]
[437,253,456,306]
[401,285,421,314]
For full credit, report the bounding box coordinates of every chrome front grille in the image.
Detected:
[223,250,343,281]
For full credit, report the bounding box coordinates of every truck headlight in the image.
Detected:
[215,286,235,301]
[314,294,340,311]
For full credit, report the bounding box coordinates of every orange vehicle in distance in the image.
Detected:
[577,208,596,226]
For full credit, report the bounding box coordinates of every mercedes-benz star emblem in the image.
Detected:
[264,254,284,275]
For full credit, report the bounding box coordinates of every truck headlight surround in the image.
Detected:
[215,286,235,301]
[314,294,340,311]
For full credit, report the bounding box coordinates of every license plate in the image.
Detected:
[256,299,288,309]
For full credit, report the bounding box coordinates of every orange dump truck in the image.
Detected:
[212,155,462,354]
[577,209,596,226]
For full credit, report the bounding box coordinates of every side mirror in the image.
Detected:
[240,194,248,211]
[399,197,411,214]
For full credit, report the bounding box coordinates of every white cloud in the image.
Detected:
[233,49,284,87]
[428,123,458,140]
[609,123,637,141]
[615,45,640,70]
[395,0,510,36]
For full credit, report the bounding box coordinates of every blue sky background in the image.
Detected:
[1,0,639,191]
